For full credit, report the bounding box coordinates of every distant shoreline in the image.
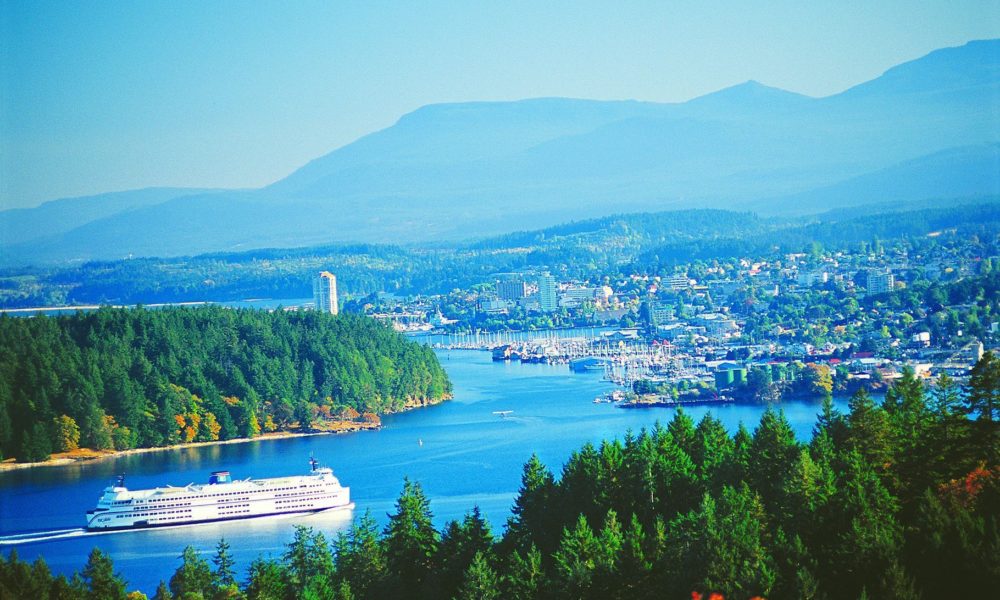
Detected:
[0,426,371,472]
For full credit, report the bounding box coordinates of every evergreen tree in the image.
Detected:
[666,408,697,457]
[244,557,287,600]
[926,373,972,481]
[505,454,557,555]
[169,546,213,600]
[552,514,601,598]
[82,548,126,600]
[333,510,387,598]
[211,538,236,590]
[966,351,1000,463]
[617,513,652,598]
[691,413,734,491]
[709,484,777,598]
[723,422,753,485]
[454,552,500,600]
[748,407,800,513]
[845,387,893,473]
[383,478,438,597]
[818,450,901,598]
[503,545,544,600]
[883,368,933,503]
[284,526,335,598]
[151,580,172,600]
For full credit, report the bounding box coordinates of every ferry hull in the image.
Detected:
[85,502,355,532]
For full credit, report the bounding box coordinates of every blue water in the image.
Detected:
[0,350,846,593]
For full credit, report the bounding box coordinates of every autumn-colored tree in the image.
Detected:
[52,414,80,452]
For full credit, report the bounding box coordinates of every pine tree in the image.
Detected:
[454,552,500,600]
[151,580,172,600]
[211,538,236,590]
[505,454,557,554]
[503,545,544,600]
[818,450,901,598]
[926,373,972,481]
[284,526,335,598]
[748,407,800,513]
[383,478,439,597]
[432,506,494,599]
[617,513,652,597]
[245,557,288,600]
[692,413,734,491]
[552,514,601,597]
[966,351,1000,463]
[82,548,126,600]
[666,408,697,457]
[334,510,387,598]
[845,387,893,473]
[169,546,213,600]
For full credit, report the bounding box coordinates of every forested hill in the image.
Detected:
[0,307,451,462]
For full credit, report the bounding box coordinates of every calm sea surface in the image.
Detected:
[0,349,848,593]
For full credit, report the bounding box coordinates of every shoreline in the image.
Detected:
[0,426,369,473]
[0,394,451,472]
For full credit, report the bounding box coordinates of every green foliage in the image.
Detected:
[383,478,438,597]
[0,307,450,460]
[283,526,335,598]
[966,351,1000,463]
[211,539,236,590]
[5,380,999,599]
[244,557,287,600]
[82,548,127,600]
[168,546,213,600]
[454,552,500,600]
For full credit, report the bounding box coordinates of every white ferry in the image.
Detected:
[85,458,353,530]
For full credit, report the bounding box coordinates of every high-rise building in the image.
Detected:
[497,278,528,301]
[313,271,339,315]
[866,270,894,295]
[537,273,558,312]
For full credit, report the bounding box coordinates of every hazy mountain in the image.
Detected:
[0,187,214,247]
[752,143,1000,215]
[2,39,997,265]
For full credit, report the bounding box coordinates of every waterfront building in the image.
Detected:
[313,271,339,315]
[559,286,599,308]
[538,273,558,312]
[478,295,508,314]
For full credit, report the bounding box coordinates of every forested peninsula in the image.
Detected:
[0,307,451,463]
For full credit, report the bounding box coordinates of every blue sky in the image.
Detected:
[2,1,998,208]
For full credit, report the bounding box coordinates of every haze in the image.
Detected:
[3,1,999,209]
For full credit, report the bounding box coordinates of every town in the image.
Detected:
[354,232,998,405]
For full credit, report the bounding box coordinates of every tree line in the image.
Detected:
[4,202,995,311]
[3,352,997,599]
[0,307,451,462]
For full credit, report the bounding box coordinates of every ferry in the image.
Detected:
[85,458,353,531]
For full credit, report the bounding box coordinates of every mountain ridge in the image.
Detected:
[3,39,998,265]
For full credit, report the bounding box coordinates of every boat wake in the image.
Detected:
[0,528,95,546]
[0,506,357,546]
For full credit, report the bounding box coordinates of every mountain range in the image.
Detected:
[2,39,998,265]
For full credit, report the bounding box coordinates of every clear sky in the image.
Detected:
[2,1,998,209]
